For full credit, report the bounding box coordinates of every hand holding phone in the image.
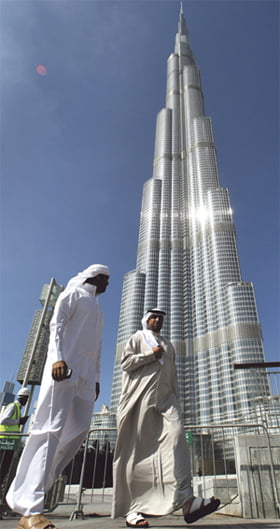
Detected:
[52,361,72,381]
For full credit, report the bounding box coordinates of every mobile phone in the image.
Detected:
[65,368,72,379]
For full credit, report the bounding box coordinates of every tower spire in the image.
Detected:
[178,0,188,39]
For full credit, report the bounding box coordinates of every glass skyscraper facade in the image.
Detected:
[110,7,268,425]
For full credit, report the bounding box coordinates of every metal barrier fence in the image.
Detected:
[1,424,279,520]
[67,427,116,520]
[252,369,280,430]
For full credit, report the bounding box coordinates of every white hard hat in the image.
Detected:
[17,387,30,397]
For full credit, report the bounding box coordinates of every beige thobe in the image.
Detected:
[112,331,193,518]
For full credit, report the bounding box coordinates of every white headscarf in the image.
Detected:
[141,308,166,364]
[65,264,110,292]
[141,308,166,330]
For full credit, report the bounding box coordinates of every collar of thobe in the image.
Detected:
[79,283,98,295]
[141,329,159,348]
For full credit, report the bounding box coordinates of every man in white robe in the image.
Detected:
[6,264,109,529]
[112,309,220,527]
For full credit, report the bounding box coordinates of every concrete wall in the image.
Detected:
[234,434,280,518]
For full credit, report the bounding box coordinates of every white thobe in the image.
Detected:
[112,331,193,518]
[6,283,104,516]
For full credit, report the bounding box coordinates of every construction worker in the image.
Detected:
[0,387,30,440]
[0,387,30,485]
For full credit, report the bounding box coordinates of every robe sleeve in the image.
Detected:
[49,289,79,362]
[121,334,156,373]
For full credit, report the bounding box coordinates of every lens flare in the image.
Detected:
[36,65,47,76]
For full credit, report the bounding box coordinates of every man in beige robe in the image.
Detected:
[112,309,220,527]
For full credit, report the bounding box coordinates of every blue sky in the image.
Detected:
[1,0,279,411]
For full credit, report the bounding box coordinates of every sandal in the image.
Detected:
[17,514,58,529]
[126,512,149,527]
[184,496,220,524]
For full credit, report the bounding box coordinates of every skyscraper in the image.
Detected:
[110,6,268,425]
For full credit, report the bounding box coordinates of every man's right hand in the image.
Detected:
[19,416,29,425]
[52,361,68,381]
[153,346,164,360]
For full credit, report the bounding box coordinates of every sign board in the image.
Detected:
[17,309,52,385]
[0,437,19,450]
